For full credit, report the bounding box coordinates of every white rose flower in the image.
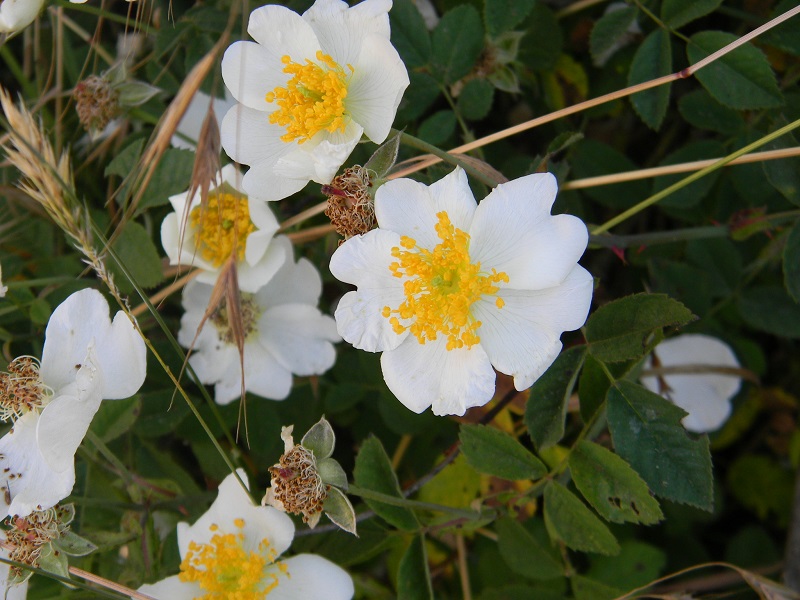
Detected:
[0,0,44,35]
[330,167,594,416]
[0,289,146,517]
[220,0,409,201]
[640,333,742,433]
[160,163,286,293]
[178,236,340,405]
[138,470,354,599]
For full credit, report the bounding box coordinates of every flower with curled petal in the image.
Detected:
[220,0,409,201]
[0,289,146,517]
[330,167,593,416]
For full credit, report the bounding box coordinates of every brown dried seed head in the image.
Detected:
[323,165,376,242]
[73,75,121,135]
[267,445,328,524]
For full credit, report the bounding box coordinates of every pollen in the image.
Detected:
[266,51,352,144]
[0,356,52,422]
[179,520,288,599]
[383,212,509,351]
[189,191,256,268]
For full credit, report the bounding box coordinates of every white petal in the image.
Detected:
[473,266,593,391]
[275,553,354,600]
[374,167,476,248]
[347,34,409,142]
[139,575,199,599]
[276,120,363,185]
[0,0,43,34]
[40,288,146,400]
[0,412,74,518]
[260,305,339,375]
[247,5,321,61]
[470,173,589,290]
[329,231,407,352]
[257,239,321,306]
[239,235,287,294]
[381,336,496,416]
[304,0,391,65]
[37,350,103,473]
[172,89,237,150]
[240,343,293,402]
[220,103,290,171]
[641,334,742,433]
[222,41,288,113]
[178,470,295,559]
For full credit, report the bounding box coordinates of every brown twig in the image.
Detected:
[68,567,156,600]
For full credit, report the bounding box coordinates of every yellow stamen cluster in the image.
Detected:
[0,356,52,422]
[179,520,288,599]
[265,51,352,144]
[383,212,509,351]
[268,444,329,524]
[189,192,256,267]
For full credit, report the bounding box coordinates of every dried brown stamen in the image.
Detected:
[73,75,121,135]
[4,505,71,580]
[0,357,51,421]
[323,165,376,242]
[267,445,328,524]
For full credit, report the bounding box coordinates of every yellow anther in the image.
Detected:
[382,212,507,350]
[265,52,352,144]
[178,521,286,599]
[189,191,256,268]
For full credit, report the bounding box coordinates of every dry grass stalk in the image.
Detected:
[0,88,122,303]
[68,566,156,600]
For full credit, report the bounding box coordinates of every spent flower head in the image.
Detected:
[220,0,409,201]
[263,417,356,535]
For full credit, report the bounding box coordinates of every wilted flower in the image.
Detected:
[324,165,377,241]
[263,417,356,534]
[161,164,286,293]
[0,289,146,517]
[330,167,593,416]
[220,0,409,201]
[178,236,340,405]
[0,0,44,35]
[138,470,354,599]
[640,333,743,433]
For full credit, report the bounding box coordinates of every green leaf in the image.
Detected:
[607,381,714,510]
[318,457,348,489]
[728,454,794,526]
[569,440,664,524]
[108,221,164,291]
[590,6,638,66]
[571,575,624,600]
[457,78,494,121]
[677,89,745,135]
[543,481,620,555]
[53,531,98,557]
[396,72,441,122]
[571,140,650,208]
[115,80,160,107]
[762,124,800,206]
[105,138,145,178]
[323,486,358,536]
[390,0,432,69]
[737,286,800,338]
[432,5,484,84]
[578,354,612,422]
[687,31,783,110]
[353,436,419,531]
[484,0,535,37]
[459,424,547,481]
[365,131,402,180]
[585,293,695,363]
[525,346,586,451]
[90,396,141,443]
[784,221,800,303]
[397,535,434,600]
[652,140,726,208]
[301,416,336,459]
[37,543,70,579]
[519,3,562,71]
[628,29,672,130]
[417,110,457,146]
[761,0,800,57]
[587,540,667,591]
[134,148,196,215]
[496,517,564,580]
[661,0,722,29]
[28,297,51,325]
